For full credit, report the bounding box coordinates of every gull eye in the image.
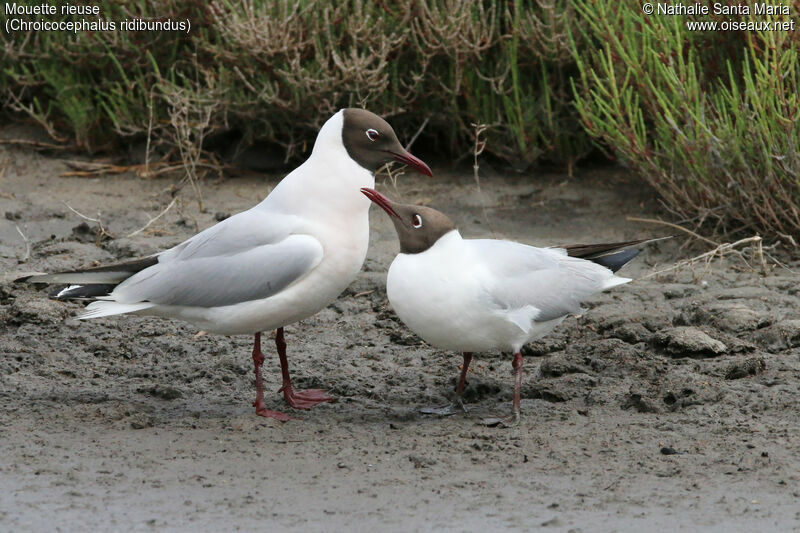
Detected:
[411,214,423,228]
[366,128,380,142]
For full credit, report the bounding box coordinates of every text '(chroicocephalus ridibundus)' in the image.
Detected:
[361,188,658,427]
[18,109,432,422]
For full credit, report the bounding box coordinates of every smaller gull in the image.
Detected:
[362,188,663,427]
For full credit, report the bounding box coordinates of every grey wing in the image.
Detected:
[111,234,324,308]
[159,207,294,262]
[472,239,620,322]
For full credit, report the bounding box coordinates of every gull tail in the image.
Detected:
[15,256,158,301]
[602,275,633,291]
[79,300,155,320]
[561,236,672,273]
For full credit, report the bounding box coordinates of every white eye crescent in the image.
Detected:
[366,128,380,141]
[411,214,423,228]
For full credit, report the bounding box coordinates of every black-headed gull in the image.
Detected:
[361,188,656,426]
[18,109,432,421]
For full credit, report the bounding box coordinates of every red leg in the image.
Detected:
[274,327,335,410]
[455,352,473,397]
[420,352,473,416]
[510,352,523,422]
[483,352,523,427]
[251,332,295,421]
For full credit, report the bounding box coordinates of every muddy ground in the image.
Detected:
[1,134,799,532]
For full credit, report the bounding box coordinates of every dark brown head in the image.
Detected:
[361,188,456,254]
[341,109,432,177]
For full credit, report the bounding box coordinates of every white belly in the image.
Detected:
[149,222,369,335]
[386,251,549,354]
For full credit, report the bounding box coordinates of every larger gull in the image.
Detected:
[19,109,432,421]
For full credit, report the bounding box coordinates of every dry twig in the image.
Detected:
[640,236,765,280]
[626,216,718,247]
[761,244,796,274]
[471,123,495,236]
[63,202,113,245]
[126,197,178,238]
[0,139,70,151]
[15,225,31,262]
[405,116,430,151]
[6,92,69,143]
[60,159,215,178]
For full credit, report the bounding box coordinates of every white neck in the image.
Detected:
[258,110,375,222]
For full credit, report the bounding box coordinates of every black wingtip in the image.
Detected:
[49,283,117,300]
[589,248,641,273]
[562,236,672,273]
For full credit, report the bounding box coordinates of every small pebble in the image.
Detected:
[660,446,684,455]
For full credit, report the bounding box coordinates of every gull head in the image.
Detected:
[360,188,455,254]
[338,109,432,177]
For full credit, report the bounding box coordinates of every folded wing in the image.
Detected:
[471,239,630,327]
[110,233,323,308]
[22,207,325,315]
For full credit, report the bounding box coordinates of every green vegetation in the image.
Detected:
[571,0,800,240]
[0,0,586,165]
[1,0,799,239]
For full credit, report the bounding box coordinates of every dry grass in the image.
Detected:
[2,1,799,240]
[0,0,586,168]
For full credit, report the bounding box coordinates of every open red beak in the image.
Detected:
[360,188,400,218]
[387,150,433,177]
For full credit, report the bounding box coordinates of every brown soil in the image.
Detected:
[2,138,799,531]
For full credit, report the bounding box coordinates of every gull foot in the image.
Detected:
[280,386,336,410]
[253,399,297,421]
[420,403,459,416]
[420,398,468,416]
[481,411,520,428]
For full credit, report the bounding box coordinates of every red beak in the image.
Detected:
[360,188,400,218]
[387,150,433,177]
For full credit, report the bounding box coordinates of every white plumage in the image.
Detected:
[387,230,630,354]
[24,109,433,421]
[81,111,373,334]
[361,187,641,426]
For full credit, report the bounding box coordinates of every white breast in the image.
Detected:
[386,231,533,353]
[161,147,375,335]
